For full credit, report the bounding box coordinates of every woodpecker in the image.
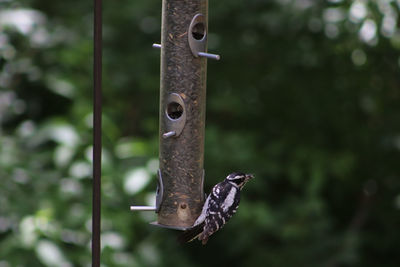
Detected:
[179,172,254,245]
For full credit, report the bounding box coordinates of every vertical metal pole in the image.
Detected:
[157,0,208,228]
[92,0,102,265]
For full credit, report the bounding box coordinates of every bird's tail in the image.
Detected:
[178,222,204,244]
[198,231,209,245]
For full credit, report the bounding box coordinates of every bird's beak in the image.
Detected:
[245,174,254,181]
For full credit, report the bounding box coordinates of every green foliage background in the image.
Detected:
[1,0,400,266]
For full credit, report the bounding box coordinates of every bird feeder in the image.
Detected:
[130,0,219,230]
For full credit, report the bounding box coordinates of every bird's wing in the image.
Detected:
[198,183,240,244]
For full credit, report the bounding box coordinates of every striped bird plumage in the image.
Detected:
[179,172,254,244]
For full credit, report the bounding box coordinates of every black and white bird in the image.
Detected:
[179,172,254,245]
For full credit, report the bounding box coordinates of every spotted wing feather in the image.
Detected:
[198,181,240,244]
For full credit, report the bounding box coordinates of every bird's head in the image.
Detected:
[226,172,254,189]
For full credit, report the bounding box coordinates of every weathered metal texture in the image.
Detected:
[157,0,208,228]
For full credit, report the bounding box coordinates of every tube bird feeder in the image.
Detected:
[131,0,219,230]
